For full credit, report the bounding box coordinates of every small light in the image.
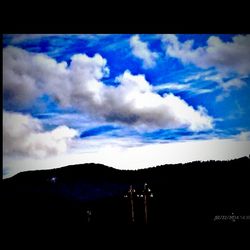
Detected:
[50,177,56,183]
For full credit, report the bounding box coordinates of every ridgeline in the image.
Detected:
[2,157,250,227]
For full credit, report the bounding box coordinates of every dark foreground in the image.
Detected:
[2,157,250,229]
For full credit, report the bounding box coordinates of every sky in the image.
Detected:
[2,34,250,178]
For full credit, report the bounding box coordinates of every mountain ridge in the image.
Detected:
[5,155,250,181]
[2,156,250,226]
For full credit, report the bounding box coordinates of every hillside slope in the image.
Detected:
[2,157,250,226]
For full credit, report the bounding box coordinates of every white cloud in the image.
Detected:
[203,73,247,91]
[184,70,215,82]
[107,71,213,131]
[183,63,247,101]
[130,35,158,68]
[192,88,215,95]
[220,78,246,91]
[3,136,250,178]
[162,34,250,75]
[214,77,247,102]
[164,32,249,100]
[236,131,250,141]
[3,46,109,107]
[153,83,190,91]
[3,46,213,131]
[185,70,245,93]
[203,73,226,82]
[3,110,78,158]
[153,82,216,96]
[3,46,68,106]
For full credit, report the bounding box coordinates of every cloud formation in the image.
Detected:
[3,110,78,158]
[153,83,190,91]
[130,35,158,68]
[3,46,67,106]
[202,72,247,101]
[3,46,213,131]
[162,34,250,75]
[167,33,250,101]
[236,131,250,141]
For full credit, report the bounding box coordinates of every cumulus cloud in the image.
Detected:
[3,45,109,107]
[3,46,68,106]
[130,35,158,68]
[235,131,250,141]
[167,33,250,101]
[3,110,78,158]
[3,46,213,131]
[89,70,213,131]
[162,34,250,75]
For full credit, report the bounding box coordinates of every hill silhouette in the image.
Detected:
[2,157,250,228]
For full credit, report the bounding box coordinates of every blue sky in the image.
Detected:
[3,34,250,178]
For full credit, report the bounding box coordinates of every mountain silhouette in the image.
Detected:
[2,157,250,228]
